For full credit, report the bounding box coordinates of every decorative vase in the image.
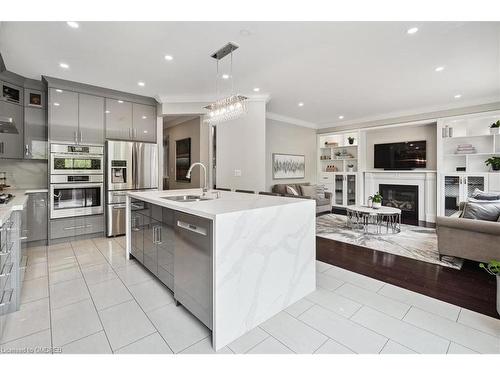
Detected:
[372,201,381,209]
[497,276,500,316]
[490,128,500,135]
[367,198,373,208]
[347,167,354,172]
[348,139,354,145]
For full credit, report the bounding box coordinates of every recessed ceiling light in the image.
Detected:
[435,66,445,72]
[137,81,145,87]
[55,89,63,93]
[142,115,147,119]
[222,74,230,79]
[338,115,344,120]
[143,130,148,134]
[240,29,252,36]
[454,94,462,99]
[253,88,260,92]
[407,27,418,34]
[53,102,60,106]
[66,21,79,29]
[59,62,69,69]
[298,102,304,107]
[118,100,124,104]
[164,55,174,61]
[105,110,111,114]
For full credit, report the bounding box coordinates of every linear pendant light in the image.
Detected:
[204,42,247,125]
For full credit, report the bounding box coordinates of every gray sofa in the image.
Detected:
[271,183,332,214]
[436,202,500,263]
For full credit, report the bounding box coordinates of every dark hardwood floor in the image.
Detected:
[316,236,499,319]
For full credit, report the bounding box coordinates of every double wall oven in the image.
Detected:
[50,144,104,219]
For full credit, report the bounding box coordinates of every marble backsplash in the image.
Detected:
[0,159,47,189]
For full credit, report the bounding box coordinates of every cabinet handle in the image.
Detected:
[177,220,207,236]
[25,144,29,156]
[0,142,4,154]
[63,224,92,231]
[79,130,83,144]
[74,131,78,144]
[157,227,162,244]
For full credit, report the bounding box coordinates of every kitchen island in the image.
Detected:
[126,189,316,350]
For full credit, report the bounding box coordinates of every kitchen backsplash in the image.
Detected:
[0,159,47,189]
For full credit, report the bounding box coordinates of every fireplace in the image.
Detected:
[379,184,419,225]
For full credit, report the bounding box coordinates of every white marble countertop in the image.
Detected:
[25,189,49,194]
[0,190,30,226]
[127,188,313,219]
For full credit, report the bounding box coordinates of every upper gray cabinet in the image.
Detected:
[49,89,104,145]
[105,99,156,142]
[105,98,133,140]
[132,103,156,142]
[49,88,79,144]
[0,100,24,159]
[24,88,47,159]
[79,93,104,145]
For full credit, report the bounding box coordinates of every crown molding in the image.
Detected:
[158,93,270,104]
[266,112,318,129]
[317,96,500,133]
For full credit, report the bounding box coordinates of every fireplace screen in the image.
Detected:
[379,184,419,225]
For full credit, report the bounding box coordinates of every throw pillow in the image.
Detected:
[316,185,326,199]
[462,201,500,221]
[300,184,317,198]
[286,185,299,196]
[472,189,500,201]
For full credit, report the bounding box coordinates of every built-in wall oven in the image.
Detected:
[50,175,104,219]
[50,144,104,219]
[50,144,104,175]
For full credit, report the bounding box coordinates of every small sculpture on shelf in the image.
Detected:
[490,121,500,135]
[348,136,355,145]
[347,164,354,172]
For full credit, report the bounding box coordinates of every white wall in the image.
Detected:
[266,119,317,191]
[216,100,267,192]
[364,123,437,170]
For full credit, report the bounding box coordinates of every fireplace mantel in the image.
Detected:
[364,171,437,223]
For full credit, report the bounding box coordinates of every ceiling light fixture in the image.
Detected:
[55,89,63,93]
[338,115,344,120]
[435,66,445,72]
[118,100,124,104]
[105,110,111,114]
[164,55,174,61]
[222,74,230,80]
[298,102,304,107]
[66,21,79,29]
[454,94,462,99]
[253,88,260,92]
[407,27,418,34]
[53,102,60,106]
[204,42,247,126]
[59,62,69,69]
[142,116,147,119]
[138,81,145,87]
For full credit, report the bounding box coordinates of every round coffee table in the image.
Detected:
[346,205,401,234]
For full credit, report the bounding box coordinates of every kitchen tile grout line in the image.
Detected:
[42,244,54,353]
[68,240,114,352]
[90,237,176,354]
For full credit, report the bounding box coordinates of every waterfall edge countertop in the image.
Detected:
[0,190,30,226]
[126,188,313,219]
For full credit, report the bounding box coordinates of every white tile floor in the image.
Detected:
[1,237,499,354]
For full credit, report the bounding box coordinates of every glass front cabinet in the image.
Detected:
[442,174,487,216]
[333,173,357,207]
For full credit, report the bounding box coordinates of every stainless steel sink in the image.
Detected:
[161,195,212,202]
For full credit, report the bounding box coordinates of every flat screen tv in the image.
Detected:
[374,141,427,170]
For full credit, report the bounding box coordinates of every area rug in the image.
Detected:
[316,214,463,269]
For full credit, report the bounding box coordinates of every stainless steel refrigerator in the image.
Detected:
[106,140,158,236]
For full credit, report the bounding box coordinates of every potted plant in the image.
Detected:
[485,156,500,171]
[347,163,354,172]
[348,136,355,145]
[479,260,500,316]
[369,192,383,209]
[490,121,500,135]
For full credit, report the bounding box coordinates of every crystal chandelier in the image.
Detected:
[204,42,247,126]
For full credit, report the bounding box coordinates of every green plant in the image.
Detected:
[485,156,500,170]
[490,121,500,128]
[370,192,383,203]
[479,260,500,276]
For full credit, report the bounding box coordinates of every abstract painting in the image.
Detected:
[272,153,305,179]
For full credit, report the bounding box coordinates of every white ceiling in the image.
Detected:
[1,21,499,128]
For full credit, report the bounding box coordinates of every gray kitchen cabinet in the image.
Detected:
[79,93,104,145]
[0,101,24,159]
[132,103,156,142]
[48,88,79,144]
[25,192,48,244]
[157,207,175,290]
[24,106,47,159]
[131,210,143,263]
[23,88,47,159]
[143,217,160,275]
[105,98,132,140]
[50,215,104,240]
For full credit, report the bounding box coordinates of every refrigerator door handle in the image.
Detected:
[132,143,136,189]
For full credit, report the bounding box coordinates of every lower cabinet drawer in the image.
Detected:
[50,215,105,239]
[158,268,173,291]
